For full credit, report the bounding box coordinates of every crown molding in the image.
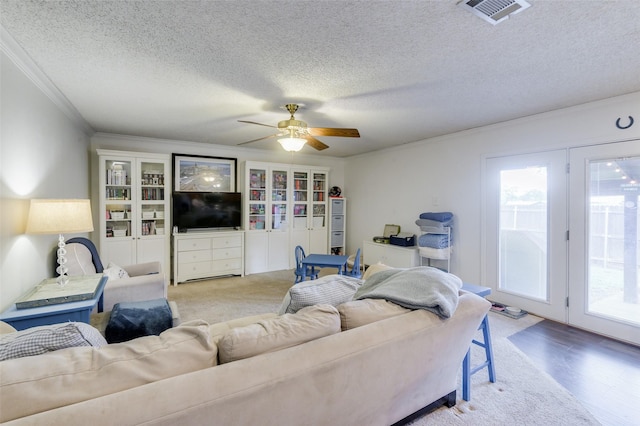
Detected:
[0,24,94,136]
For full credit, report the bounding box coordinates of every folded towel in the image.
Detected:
[419,212,453,222]
[416,219,452,231]
[418,233,451,249]
[419,246,451,260]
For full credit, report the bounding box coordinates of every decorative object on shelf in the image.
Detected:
[25,199,94,286]
[173,154,237,192]
[329,186,342,197]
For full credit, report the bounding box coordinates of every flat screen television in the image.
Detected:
[172,192,242,231]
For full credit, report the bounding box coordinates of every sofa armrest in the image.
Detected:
[122,261,162,277]
[103,266,167,312]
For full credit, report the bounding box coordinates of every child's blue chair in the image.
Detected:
[347,248,363,278]
[294,245,318,283]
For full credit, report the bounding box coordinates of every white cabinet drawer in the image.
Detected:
[173,230,245,284]
[212,235,242,248]
[212,258,242,271]
[330,215,344,231]
[178,261,211,276]
[212,247,242,260]
[178,238,211,251]
[178,249,211,263]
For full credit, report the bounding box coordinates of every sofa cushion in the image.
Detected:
[208,313,278,344]
[362,262,394,280]
[278,275,363,314]
[218,304,340,364]
[337,299,411,331]
[0,322,214,423]
[0,322,107,361]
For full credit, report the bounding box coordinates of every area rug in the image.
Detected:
[414,311,600,425]
[166,271,600,426]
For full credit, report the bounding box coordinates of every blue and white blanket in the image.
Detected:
[353,267,462,319]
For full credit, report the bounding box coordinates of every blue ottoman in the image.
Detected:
[105,298,173,344]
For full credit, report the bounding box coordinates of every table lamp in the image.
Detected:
[26,199,94,286]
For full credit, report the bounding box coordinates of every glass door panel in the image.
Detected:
[499,166,548,300]
[248,168,266,230]
[139,161,166,236]
[105,159,132,238]
[293,171,309,230]
[312,172,327,230]
[569,141,640,345]
[569,142,640,345]
[484,150,567,322]
[313,173,326,202]
[271,169,288,230]
[587,157,640,324]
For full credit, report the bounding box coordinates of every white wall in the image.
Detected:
[345,92,640,284]
[0,50,91,310]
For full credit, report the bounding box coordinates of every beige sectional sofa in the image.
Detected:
[0,277,490,425]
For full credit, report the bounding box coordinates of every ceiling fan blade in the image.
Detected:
[308,127,360,138]
[238,120,277,129]
[237,133,279,146]
[304,135,329,151]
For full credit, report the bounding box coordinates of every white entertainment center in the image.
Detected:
[172,230,244,285]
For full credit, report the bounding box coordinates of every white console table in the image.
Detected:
[362,240,420,268]
[173,231,244,285]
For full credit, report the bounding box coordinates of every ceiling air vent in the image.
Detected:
[458,0,531,25]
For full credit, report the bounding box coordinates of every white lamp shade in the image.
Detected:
[278,137,307,152]
[26,199,94,234]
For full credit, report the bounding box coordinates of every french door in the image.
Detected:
[485,141,640,345]
[568,141,640,345]
[484,150,568,322]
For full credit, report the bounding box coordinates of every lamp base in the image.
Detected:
[55,233,69,287]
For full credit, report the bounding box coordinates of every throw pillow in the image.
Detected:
[218,304,340,364]
[103,261,130,280]
[105,298,173,343]
[337,299,411,331]
[278,275,364,315]
[362,262,394,280]
[0,322,107,361]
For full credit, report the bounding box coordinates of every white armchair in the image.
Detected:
[61,238,167,312]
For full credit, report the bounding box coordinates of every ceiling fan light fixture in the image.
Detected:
[278,137,307,152]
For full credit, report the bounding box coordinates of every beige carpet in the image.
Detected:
[165,271,599,426]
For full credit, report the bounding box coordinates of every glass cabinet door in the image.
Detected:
[293,171,309,230]
[312,172,327,228]
[105,159,133,239]
[138,160,166,237]
[271,169,288,230]
[248,167,267,230]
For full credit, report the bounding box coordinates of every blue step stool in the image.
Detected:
[460,283,496,401]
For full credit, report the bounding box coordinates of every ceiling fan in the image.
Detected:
[237,104,360,151]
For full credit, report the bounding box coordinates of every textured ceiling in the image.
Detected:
[1,0,640,157]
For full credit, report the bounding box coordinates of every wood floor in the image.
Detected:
[508,320,640,426]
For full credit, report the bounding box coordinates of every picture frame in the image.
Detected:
[173,154,237,192]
